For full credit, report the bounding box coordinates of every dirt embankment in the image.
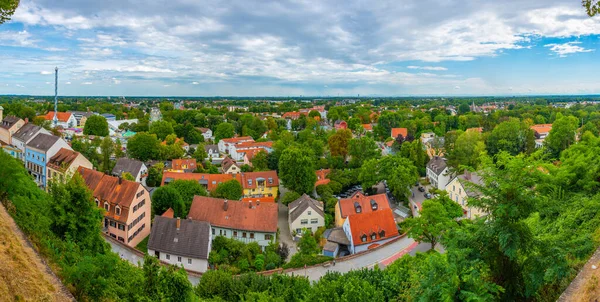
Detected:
[0,204,73,301]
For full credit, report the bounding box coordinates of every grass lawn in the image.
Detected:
[136,236,149,254]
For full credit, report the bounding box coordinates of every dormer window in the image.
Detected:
[104,202,109,212]
[248,179,252,186]
[115,206,121,216]
[354,202,362,213]
[379,230,385,238]
[268,177,273,184]
[361,234,367,242]
[370,199,378,211]
[95,198,99,207]
[371,233,377,240]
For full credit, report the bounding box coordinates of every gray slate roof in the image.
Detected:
[427,156,448,176]
[205,144,218,153]
[323,227,350,245]
[147,216,211,260]
[13,124,44,143]
[1,116,22,130]
[289,194,324,223]
[26,133,60,152]
[456,171,484,197]
[112,158,144,176]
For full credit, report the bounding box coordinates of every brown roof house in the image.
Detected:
[147,216,212,273]
[221,156,241,175]
[342,208,399,254]
[334,192,391,227]
[0,106,25,145]
[78,167,152,247]
[188,196,277,249]
[288,194,325,235]
[47,148,93,184]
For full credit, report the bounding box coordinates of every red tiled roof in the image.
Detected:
[282,112,307,119]
[235,141,273,149]
[78,167,145,224]
[362,124,373,131]
[161,137,189,147]
[221,136,254,144]
[530,124,552,134]
[239,171,279,189]
[171,159,197,171]
[315,169,331,187]
[161,171,236,191]
[43,111,72,122]
[243,149,265,162]
[338,192,391,219]
[347,208,399,246]
[47,148,81,171]
[188,196,278,232]
[241,197,276,203]
[391,128,408,138]
[162,208,174,218]
[466,127,483,133]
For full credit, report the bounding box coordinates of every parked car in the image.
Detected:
[424,193,432,199]
[418,186,425,192]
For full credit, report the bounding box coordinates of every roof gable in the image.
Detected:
[147,216,211,260]
[188,196,278,232]
[339,192,391,218]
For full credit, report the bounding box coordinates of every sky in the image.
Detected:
[0,0,599,97]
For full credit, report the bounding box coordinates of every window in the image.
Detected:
[188,258,192,264]
[212,228,215,235]
[166,254,170,260]
[265,234,273,240]
[248,179,252,186]
[250,233,254,239]
[95,198,99,207]
[308,211,311,215]
[109,220,116,228]
[301,219,308,225]
[219,229,223,236]
[177,256,182,262]
[268,177,273,184]
[296,228,302,234]
[115,206,121,216]
[242,232,247,238]
[379,230,385,238]
[311,218,318,224]
[234,231,238,237]
[371,233,377,240]
[118,224,125,231]
[104,202,109,212]
[361,235,367,242]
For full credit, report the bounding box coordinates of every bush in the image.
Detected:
[281,191,301,206]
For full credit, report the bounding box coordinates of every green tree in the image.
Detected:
[458,103,471,114]
[215,122,235,142]
[348,136,380,168]
[486,118,534,156]
[297,229,319,255]
[83,115,109,136]
[446,130,486,170]
[251,150,269,171]
[152,185,185,217]
[114,138,125,158]
[160,265,195,302]
[308,110,321,119]
[150,120,175,140]
[213,180,243,200]
[127,132,161,161]
[146,163,164,187]
[281,191,301,206]
[169,179,208,215]
[347,117,362,133]
[0,0,19,24]
[121,172,135,181]
[100,136,114,173]
[545,113,579,158]
[358,155,418,201]
[583,0,600,16]
[278,147,317,194]
[192,144,207,162]
[328,129,352,158]
[49,173,106,253]
[402,197,461,250]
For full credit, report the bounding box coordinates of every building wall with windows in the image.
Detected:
[445,177,485,219]
[289,208,324,235]
[98,186,151,247]
[209,225,276,248]
[148,248,210,273]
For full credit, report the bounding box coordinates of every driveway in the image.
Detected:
[284,236,430,282]
[409,184,430,217]
[278,187,297,261]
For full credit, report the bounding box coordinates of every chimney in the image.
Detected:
[24,117,28,124]
[256,199,260,206]
[223,200,228,211]
[249,201,253,209]
[176,217,181,230]
[118,176,122,184]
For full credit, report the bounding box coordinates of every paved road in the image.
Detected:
[285,236,430,282]
[409,184,430,217]
[277,200,298,261]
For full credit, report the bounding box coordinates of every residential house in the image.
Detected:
[187,196,277,249]
[282,111,307,120]
[25,133,71,188]
[334,120,348,130]
[391,128,408,139]
[108,119,138,135]
[288,194,325,235]
[78,167,152,247]
[197,128,213,141]
[100,113,117,121]
[362,124,373,132]
[47,148,93,184]
[445,171,486,219]
[315,169,331,187]
[171,159,197,173]
[322,228,351,258]
[161,172,236,192]
[531,124,552,148]
[218,136,254,155]
[239,171,279,198]
[205,144,219,159]
[42,111,77,128]
[466,127,483,133]
[230,141,273,161]
[342,208,399,254]
[426,156,451,191]
[334,192,391,227]
[150,107,162,123]
[147,216,212,273]
[241,196,276,203]
[111,158,148,186]
[11,123,50,160]
[70,111,94,127]
[0,110,25,145]
[221,156,241,175]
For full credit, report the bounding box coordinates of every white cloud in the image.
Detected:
[66,81,71,84]
[407,66,448,71]
[544,41,594,57]
[454,85,461,90]
[112,78,121,84]
[82,82,93,85]
[192,81,199,85]
[40,71,53,75]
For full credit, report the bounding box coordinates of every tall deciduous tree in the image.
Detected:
[358,155,418,201]
[152,185,185,217]
[214,122,235,142]
[83,115,109,136]
[212,180,243,200]
[348,136,380,168]
[402,196,461,250]
[486,118,535,156]
[278,147,317,194]
[545,113,579,158]
[445,130,486,170]
[100,136,114,173]
[0,0,20,24]
[169,179,208,216]
[251,150,269,171]
[328,129,352,158]
[583,0,600,16]
[150,120,175,140]
[127,132,161,161]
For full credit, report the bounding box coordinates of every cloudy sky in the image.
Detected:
[0,0,599,96]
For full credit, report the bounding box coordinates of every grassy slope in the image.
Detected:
[0,204,71,301]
